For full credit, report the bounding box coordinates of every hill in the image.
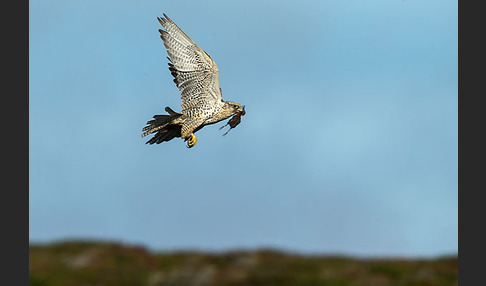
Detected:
[29,240,457,286]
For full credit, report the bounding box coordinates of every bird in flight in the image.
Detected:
[141,13,244,148]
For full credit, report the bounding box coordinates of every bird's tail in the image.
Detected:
[141,107,183,144]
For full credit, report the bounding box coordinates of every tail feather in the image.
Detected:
[141,107,183,144]
[145,125,182,144]
[142,114,171,133]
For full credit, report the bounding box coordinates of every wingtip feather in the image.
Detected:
[163,13,172,22]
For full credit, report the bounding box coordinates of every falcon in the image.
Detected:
[141,13,244,148]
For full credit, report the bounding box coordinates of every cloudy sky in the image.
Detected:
[29,0,457,257]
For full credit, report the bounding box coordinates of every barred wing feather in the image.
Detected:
[157,14,222,111]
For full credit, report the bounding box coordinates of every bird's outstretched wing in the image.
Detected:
[157,14,222,111]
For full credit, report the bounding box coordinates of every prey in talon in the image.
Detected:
[220,105,246,136]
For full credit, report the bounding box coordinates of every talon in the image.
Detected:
[186,133,197,148]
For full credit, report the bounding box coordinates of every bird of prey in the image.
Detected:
[141,13,244,148]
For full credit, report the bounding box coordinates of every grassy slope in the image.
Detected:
[29,241,457,286]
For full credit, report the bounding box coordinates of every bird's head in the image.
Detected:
[222,101,243,118]
[225,101,243,113]
[220,101,245,122]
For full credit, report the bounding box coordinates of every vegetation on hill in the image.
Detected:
[29,241,457,286]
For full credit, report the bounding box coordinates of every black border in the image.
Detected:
[458,1,476,285]
[5,0,29,284]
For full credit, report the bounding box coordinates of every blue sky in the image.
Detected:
[29,0,457,257]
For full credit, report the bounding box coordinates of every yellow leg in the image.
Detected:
[186,133,197,148]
